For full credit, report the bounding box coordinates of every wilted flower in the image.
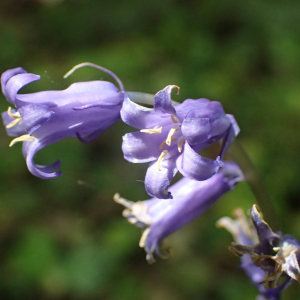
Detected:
[115,162,243,263]
[217,205,297,300]
[1,63,124,179]
[121,85,239,199]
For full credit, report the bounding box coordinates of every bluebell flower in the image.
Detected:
[114,162,243,263]
[121,85,239,199]
[217,205,297,300]
[1,63,125,179]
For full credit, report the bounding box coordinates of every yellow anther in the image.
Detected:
[7,107,21,118]
[159,137,177,150]
[178,139,186,152]
[166,126,180,146]
[6,118,22,129]
[140,127,162,134]
[9,134,36,147]
[157,150,168,171]
[171,115,179,124]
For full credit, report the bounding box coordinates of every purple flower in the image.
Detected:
[114,162,243,263]
[121,85,239,199]
[217,205,297,300]
[1,63,124,179]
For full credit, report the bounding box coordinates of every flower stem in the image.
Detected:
[228,141,279,230]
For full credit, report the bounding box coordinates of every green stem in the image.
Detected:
[228,141,279,230]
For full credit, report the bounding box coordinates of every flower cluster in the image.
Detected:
[218,205,299,299]
[1,63,298,299]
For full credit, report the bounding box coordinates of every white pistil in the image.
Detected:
[166,126,180,146]
[159,137,177,150]
[178,139,186,152]
[139,228,150,248]
[6,107,22,129]
[157,150,168,171]
[171,115,179,123]
[140,127,162,134]
[9,134,36,147]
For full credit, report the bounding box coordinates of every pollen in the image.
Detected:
[140,127,162,134]
[166,126,180,146]
[157,150,168,171]
[9,134,36,147]
[159,137,177,150]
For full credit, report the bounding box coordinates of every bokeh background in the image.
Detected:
[1,0,300,299]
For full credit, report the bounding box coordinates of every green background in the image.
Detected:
[1,0,300,299]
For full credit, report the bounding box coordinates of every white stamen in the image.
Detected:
[178,139,186,152]
[140,127,162,134]
[139,228,150,248]
[7,107,21,118]
[6,118,22,129]
[9,134,36,147]
[157,150,168,171]
[159,137,177,150]
[166,126,180,146]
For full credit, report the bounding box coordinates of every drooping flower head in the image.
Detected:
[121,85,239,199]
[115,162,243,263]
[217,205,298,300]
[1,63,125,179]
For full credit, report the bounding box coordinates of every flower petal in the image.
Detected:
[144,173,233,259]
[181,117,212,146]
[19,104,53,135]
[219,114,240,158]
[154,85,178,116]
[1,67,27,100]
[176,142,223,181]
[5,73,40,106]
[16,81,123,108]
[145,159,178,199]
[120,96,166,129]
[23,140,62,179]
[122,131,164,163]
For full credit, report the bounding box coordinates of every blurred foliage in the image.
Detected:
[1,0,300,299]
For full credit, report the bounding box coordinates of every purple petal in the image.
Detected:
[122,131,165,163]
[181,117,212,146]
[176,142,223,181]
[23,140,62,179]
[145,173,232,255]
[154,85,178,116]
[19,104,53,135]
[1,67,27,100]
[121,96,167,129]
[5,73,40,106]
[16,81,123,108]
[220,114,240,158]
[145,159,178,199]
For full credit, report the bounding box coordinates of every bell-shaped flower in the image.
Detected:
[1,63,125,179]
[121,85,239,199]
[217,206,297,299]
[114,162,243,263]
